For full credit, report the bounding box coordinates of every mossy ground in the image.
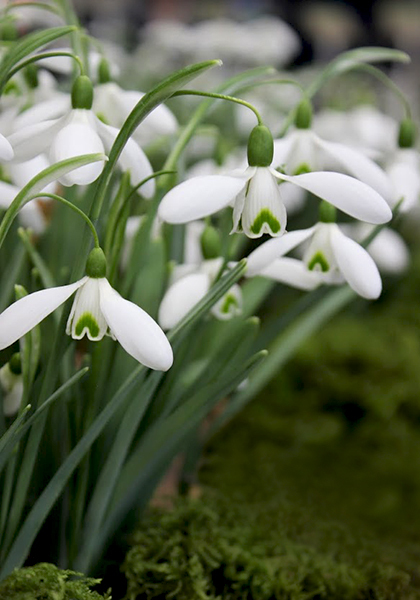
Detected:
[124,249,420,599]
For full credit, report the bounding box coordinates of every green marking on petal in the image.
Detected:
[308,251,329,272]
[250,209,281,236]
[293,163,311,175]
[74,312,100,338]
[220,293,239,314]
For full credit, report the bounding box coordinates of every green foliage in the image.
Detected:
[123,497,411,600]
[0,563,111,600]
[123,254,420,599]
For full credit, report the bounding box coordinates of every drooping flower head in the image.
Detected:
[0,248,173,371]
[158,122,392,238]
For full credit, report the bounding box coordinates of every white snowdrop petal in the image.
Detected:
[14,95,70,130]
[50,119,105,186]
[211,284,242,320]
[0,133,14,161]
[271,135,294,170]
[66,278,108,341]
[158,175,247,223]
[330,226,382,299]
[281,171,392,224]
[99,279,173,371]
[158,273,210,330]
[367,228,410,275]
[95,119,155,196]
[259,256,322,290]
[9,119,63,163]
[8,156,54,193]
[246,227,316,276]
[241,167,287,238]
[0,181,20,208]
[3,380,24,417]
[0,278,87,350]
[316,137,391,200]
[388,160,420,212]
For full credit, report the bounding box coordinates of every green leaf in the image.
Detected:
[87,349,267,571]
[0,154,106,251]
[307,47,410,98]
[0,368,88,478]
[0,26,76,92]
[0,260,246,577]
[228,286,355,418]
[90,59,222,221]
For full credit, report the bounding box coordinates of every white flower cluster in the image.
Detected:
[0,5,418,420]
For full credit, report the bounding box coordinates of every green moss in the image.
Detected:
[123,496,412,600]
[124,250,420,599]
[0,563,111,600]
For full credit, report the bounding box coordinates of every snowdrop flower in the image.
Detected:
[0,353,23,417]
[158,222,242,330]
[313,106,398,157]
[0,131,13,161]
[340,223,409,275]
[159,124,392,239]
[0,248,173,371]
[247,203,382,299]
[385,119,420,212]
[7,76,155,192]
[272,99,391,200]
[0,155,58,234]
[93,69,178,147]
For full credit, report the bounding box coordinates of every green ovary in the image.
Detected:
[75,313,100,338]
[250,210,281,235]
[308,251,329,272]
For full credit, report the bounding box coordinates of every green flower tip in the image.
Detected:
[201,224,222,259]
[9,352,22,375]
[86,247,107,278]
[23,64,39,89]
[98,57,111,84]
[294,98,313,129]
[247,125,274,167]
[398,118,416,148]
[71,75,94,110]
[319,200,336,223]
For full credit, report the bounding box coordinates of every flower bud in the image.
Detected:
[319,200,336,223]
[294,98,313,129]
[98,58,111,84]
[71,75,94,110]
[247,125,274,167]
[200,224,222,259]
[86,247,107,278]
[398,118,416,148]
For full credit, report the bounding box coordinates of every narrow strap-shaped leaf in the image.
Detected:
[0,368,89,477]
[221,286,355,427]
[0,260,246,577]
[0,26,76,92]
[85,349,267,571]
[0,153,106,251]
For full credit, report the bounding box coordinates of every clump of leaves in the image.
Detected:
[122,496,412,600]
[0,563,112,600]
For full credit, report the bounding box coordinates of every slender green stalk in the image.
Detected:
[171,89,264,124]
[33,193,100,248]
[5,51,83,83]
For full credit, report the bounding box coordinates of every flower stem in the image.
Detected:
[171,89,264,125]
[30,193,100,248]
